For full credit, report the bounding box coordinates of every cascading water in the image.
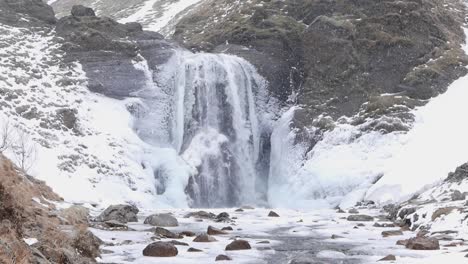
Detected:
[133,50,268,207]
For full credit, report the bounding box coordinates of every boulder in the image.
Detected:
[142,242,178,257]
[451,190,466,201]
[216,212,230,222]
[180,231,196,237]
[96,204,138,223]
[208,226,228,235]
[155,227,181,239]
[405,237,440,250]
[188,247,203,252]
[348,208,359,214]
[347,215,373,222]
[235,208,244,212]
[382,230,403,237]
[71,5,96,17]
[216,254,232,261]
[379,255,396,261]
[144,214,178,227]
[222,226,233,231]
[193,234,217,242]
[225,240,251,251]
[268,211,280,217]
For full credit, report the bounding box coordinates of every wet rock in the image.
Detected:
[169,240,189,246]
[155,227,181,239]
[185,211,216,219]
[347,215,373,222]
[144,214,178,227]
[268,211,280,217]
[71,5,96,17]
[142,242,178,257]
[451,190,466,201]
[382,230,403,237]
[188,247,203,252]
[225,240,251,250]
[379,255,396,261]
[216,254,232,261]
[180,231,196,237]
[96,204,138,223]
[193,234,217,242]
[104,220,128,229]
[208,226,228,235]
[222,226,233,231]
[235,208,244,212]
[406,237,440,250]
[216,212,230,222]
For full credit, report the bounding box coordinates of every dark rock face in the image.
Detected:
[71,5,96,17]
[0,0,56,25]
[405,237,440,250]
[142,242,178,257]
[175,0,467,122]
[268,211,280,217]
[96,204,139,223]
[225,240,251,251]
[55,6,177,99]
[446,163,468,182]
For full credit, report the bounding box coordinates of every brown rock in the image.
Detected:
[142,242,178,257]
[379,255,396,261]
[406,237,440,250]
[188,247,203,252]
[382,230,403,237]
[208,225,228,235]
[225,239,251,250]
[216,254,232,261]
[268,211,280,217]
[193,234,217,242]
[396,239,408,246]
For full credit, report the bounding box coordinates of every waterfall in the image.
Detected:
[133,50,267,207]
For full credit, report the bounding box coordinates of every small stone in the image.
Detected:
[268,211,280,217]
[347,215,373,222]
[382,230,403,237]
[188,247,203,252]
[142,242,178,257]
[357,223,365,227]
[379,255,396,261]
[225,240,251,250]
[193,234,217,242]
[216,254,232,261]
[405,237,440,250]
[208,226,228,235]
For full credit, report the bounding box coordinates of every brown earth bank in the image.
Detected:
[0,156,100,263]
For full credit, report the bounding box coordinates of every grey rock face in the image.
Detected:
[0,0,56,26]
[347,215,374,222]
[144,214,179,227]
[96,204,139,223]
[71,5,96,17]
[446,163,468,183]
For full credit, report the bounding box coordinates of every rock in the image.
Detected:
[451,190,466,201]
[398,208,416,219]
[216,254,232,261]
[208,226,228,235]
[104,220,128,229]
[374,223,395,228]
[142,242,178,257]
[216,212,230,222]
[268,211,280,217]
[337,208,346,213]
[188,247,203,252]
[431,207,457,221]
[417,230,430,237]
[180,231,196,237]
[257,240,270,244]
[405,237,440,250]
[382,230,403,237]
[225,240,251,251]
[71,5,96,17]
[72,229,103,259]
[241,206,255,210]
[446,163,468,182]
[235,208,244,212]
[331,234,344,239]
[222,226,233,231]
[347,215,373,222]
[185,211,216,219]
[379,255,396,261]
[144,214,178,227]
[59,205,89,225]
[396,239,408,246]
[193,234,217,242]
[169,240,189,246]
[348,208,359,214]
[155,227,181,239]
[96,204,139,223]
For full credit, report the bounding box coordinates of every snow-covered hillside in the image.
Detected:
[50,0,205,36]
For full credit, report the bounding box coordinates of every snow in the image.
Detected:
[23,238,38,246]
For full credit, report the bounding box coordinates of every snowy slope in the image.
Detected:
[50,0,205,36]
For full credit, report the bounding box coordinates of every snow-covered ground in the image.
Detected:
[92,207,468,263]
